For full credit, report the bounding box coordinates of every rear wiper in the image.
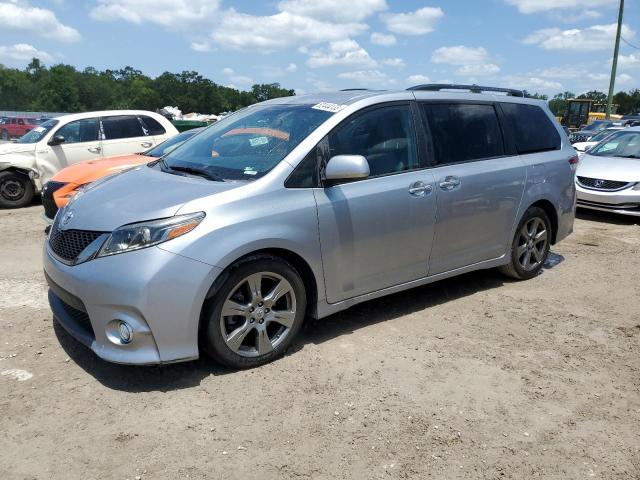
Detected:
[167,165,225,182]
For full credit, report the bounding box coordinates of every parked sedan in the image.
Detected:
[0,110,177,208]
[569,120,615,144]
[576,127,640,216]
[573,127,624,153]
[42,127,204,221]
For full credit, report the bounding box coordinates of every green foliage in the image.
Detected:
[548,89,640,116]
[0,58,295,113]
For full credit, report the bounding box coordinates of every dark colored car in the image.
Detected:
[568,120,614,144]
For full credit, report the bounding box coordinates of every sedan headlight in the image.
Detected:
[97,212,205,257]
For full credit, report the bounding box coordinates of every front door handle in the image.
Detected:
[408,181,432,197]
[141,142,153,148]
[87,146,101,154]
[439,176,461,191]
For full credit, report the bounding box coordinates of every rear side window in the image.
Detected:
[102,115,146,140]
[422,103,504,165]
[140,116,166,135]
[500,103,560,154]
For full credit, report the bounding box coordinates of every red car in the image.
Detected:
[0,117,42,140]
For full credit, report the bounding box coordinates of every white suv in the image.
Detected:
[0,110,177,208]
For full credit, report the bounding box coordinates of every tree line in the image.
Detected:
[0,59,295,114]
[1,59,638,117]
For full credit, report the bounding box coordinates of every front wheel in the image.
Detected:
[499,207,551,280]
[0,171,34,208]
[202,255,307,369]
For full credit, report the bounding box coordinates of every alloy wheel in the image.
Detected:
[516,217,548,271]
[219,271,297,357]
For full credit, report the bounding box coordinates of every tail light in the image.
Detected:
[568,155,579,172]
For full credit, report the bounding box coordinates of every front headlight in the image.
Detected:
[96,212,205,257]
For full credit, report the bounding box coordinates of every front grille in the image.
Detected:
[577,176,632,191]
[49,225,105,262]
[41,181,66,220]
[59,297,94,338]
[578,199,640,211]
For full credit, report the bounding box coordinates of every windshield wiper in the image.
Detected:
[613,154,640,158]
[166,165,225,182]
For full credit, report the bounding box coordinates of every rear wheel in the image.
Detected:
[0,171,34,208]
[202,255,307,369]
[499,207,551,280]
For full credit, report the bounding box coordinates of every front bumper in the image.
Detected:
[576,183,640,217]
[44,241,221,365]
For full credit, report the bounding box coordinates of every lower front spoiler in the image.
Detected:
[577,200,640,217]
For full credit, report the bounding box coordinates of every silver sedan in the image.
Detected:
[576,127,640,216]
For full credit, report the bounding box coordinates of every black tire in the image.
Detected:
[202,254,307,369]
[0,170,35,208]
[1,129,8,141]
[499,206,552,280]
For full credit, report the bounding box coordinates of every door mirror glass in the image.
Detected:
[324,155,370,183]
[48,135,65,146]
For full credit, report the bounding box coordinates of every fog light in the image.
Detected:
[117,321,133,344]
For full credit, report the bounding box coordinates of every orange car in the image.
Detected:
[41,128,203,221]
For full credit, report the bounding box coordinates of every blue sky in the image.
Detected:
[0,0,638,97]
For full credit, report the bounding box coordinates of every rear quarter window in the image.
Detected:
[500,103,561,154]
[140,116,166,135]
[102,115,146,140]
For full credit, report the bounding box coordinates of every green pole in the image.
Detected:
[606,0,624,119]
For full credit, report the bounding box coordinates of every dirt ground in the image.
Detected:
[0,202,639,480]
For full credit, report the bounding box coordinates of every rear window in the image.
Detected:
[501,103,560,154]
[140,116,166,135]
[422,103,504,165]
[102,115,146,140]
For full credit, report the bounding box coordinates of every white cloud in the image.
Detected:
[286,63,297,72]
[90,0,220,28]
[0,43,55,63]
[337,69,396,87]
[431,45,500,76]
[370,32,396,46]
[616,73,633,84]
[619,54,640,69]
[504,0,617,14]
[222,67,252,85]
[306,39,377,68]
[277,0,387,22]
[381,57,405,68]
[432,45,489,65]
[456,63,500,75]
[211,10,368,51]
[406,74,430,84]
[501,75,563,91]
[523,23,635,52]
[381,7,444,36]
[551,10,601,23]
[0,1,79,42]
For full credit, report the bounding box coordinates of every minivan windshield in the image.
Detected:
[581,120,611,132]
[17,119,59,144]
[589,131,640,158]
[588,128,619,143]
[161,104,332,180]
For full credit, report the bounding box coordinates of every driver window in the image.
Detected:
[327,104,418,177]
[55,118,99,144]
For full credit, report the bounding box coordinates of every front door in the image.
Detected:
[314,103,437,303]
[419,102,526,275]
[38,117,102,184]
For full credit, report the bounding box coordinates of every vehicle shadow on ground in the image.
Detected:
[576,208,640,226]
[53,254,564,392]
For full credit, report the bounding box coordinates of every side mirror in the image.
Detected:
[324,155,370,184]
[48,135,65,146]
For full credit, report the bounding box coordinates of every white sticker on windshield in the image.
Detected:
[243,167,258,176]
[249,136,269,147]
[33,127,45,132]
[312,102,347,113]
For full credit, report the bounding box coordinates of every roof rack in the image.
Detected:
[339,88,372,91]
[407,83,524,98]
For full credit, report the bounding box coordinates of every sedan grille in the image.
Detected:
[570,133,590,144]
[49,224,105,262]
[577,176,633,191]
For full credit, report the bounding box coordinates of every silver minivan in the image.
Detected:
[43,85,577,368]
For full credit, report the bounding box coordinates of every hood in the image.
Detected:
[52,153,151,184]
[0,142,36,156]
[60,164,243,232]
[577,153,640,182]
